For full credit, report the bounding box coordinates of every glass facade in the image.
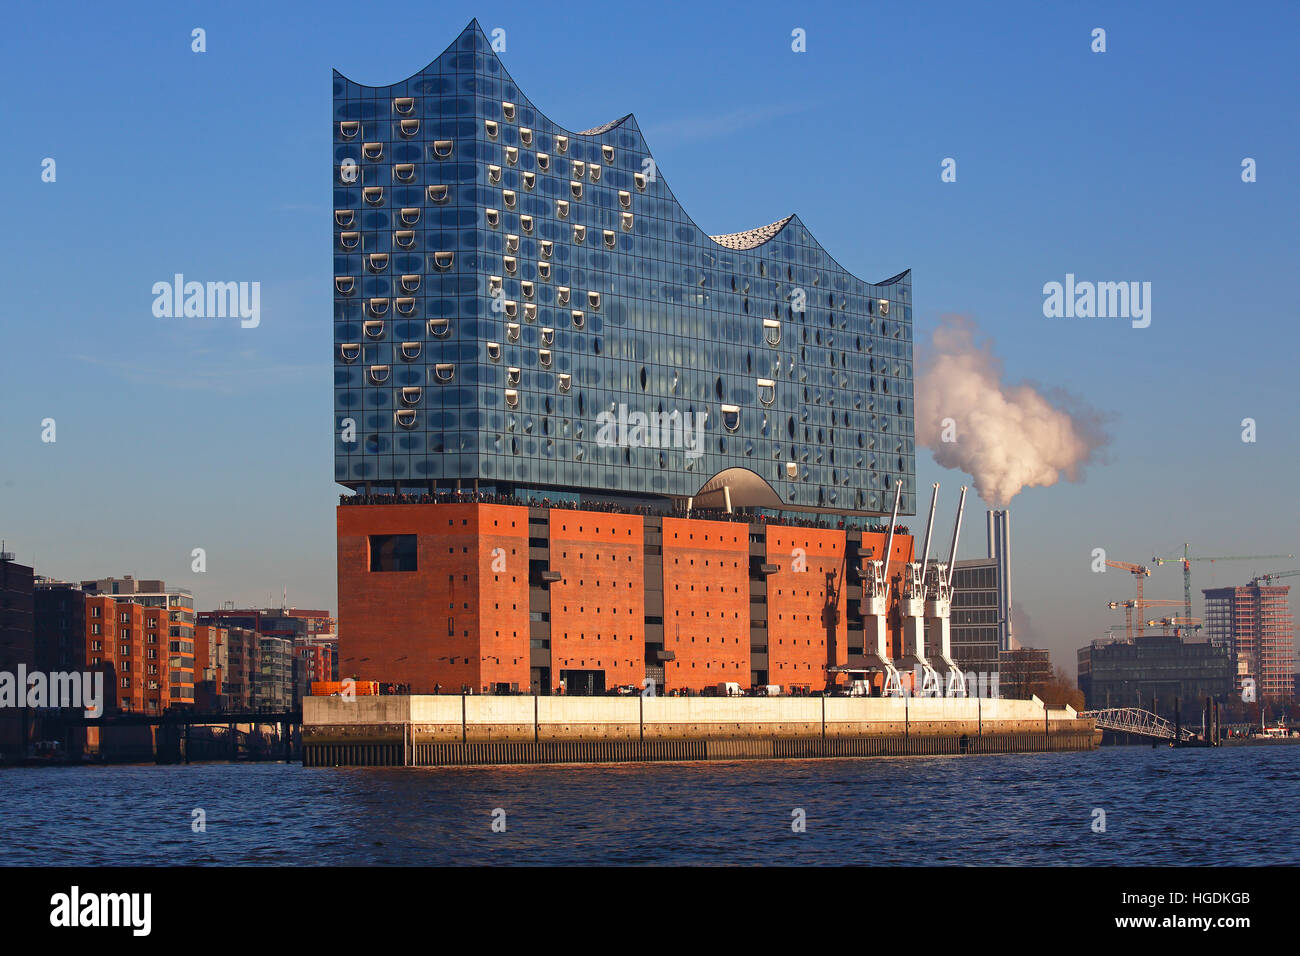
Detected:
[333,21,915,516]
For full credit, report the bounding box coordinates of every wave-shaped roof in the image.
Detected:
[333,19,906,280]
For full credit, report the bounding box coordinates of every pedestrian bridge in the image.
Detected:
[1082,708,1197,741]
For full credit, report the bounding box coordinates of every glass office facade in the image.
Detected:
[333,21,915,515]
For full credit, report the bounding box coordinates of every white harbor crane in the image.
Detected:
[899,482,942,696]
[863,480,904,697]
[924,485,968,697]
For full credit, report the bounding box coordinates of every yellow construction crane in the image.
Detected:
[1105,560,1151,636]
[1107,597,1182,640]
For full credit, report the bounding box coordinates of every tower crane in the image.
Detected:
[1105,560,1151,636]
[1107,598,1183,641]
[1250,569,1300,586]
[1152,546,1294,625]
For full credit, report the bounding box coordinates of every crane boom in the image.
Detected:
[881,480,902,601]
[944,486,968,589]
[918,482,939,570]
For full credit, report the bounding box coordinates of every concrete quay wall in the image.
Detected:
[303,695,1094,764]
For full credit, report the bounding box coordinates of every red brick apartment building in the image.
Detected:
[84,594,170,713]
[338,502,915,696]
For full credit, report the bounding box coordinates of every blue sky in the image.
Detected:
[2,0,1297,672]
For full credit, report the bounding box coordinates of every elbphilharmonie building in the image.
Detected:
[333,20,915,517]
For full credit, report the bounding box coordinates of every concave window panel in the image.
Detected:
[502,102,516,121]
[505,388,519,407]
[399,118,420,138]
[634,172,647,190]
[539,348,552,367]
[367,297,389,316]
[367,254,389,273]
[394,409,417,429]
[486,208,500,227]
[602,145,615,163]
[399,341,422,361]
[572,225,586,243]
[335,276,355,295]
[368,365,390,385]
[393,97,415,115]
[399,207,420,226]
[433,251,455,270]
[363,320,384,339]
[434,363,455,382]
[764,319,781,345]
[485,120,499,139]
[428,318,450,337]
[394,230,416,249]
[587,291,601,310]
[618,190,632,209]
[488,165,502,184]
[507,367,521,385]
[537,152,550,171]
[506,234,519,252]
[400,386,422,406]
[540,327,554,345]
[520,215,533,233]
[362,142,383,160]
[400,274,421,293]
[427,185,449,204]
[487,341,502,360]
[339,232,360,250]
[334,209,355,227]
[555,135,568,152]
[505,146,518,165]
[339,121,359,139]
[432,140,454,157]
[556,287,570,305]
[558,373,571,392]
[519,128,533,146]
[396,297,416,315]
[757,378,776,405]
[369,534,417,573]
[721,404,741,431]
[588,163,601,182]
[507,322,520,341]
[339,343,360,362]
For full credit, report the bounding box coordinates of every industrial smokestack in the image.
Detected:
[987,509,1013,652]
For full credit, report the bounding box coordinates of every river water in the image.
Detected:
[2,745,1296,865]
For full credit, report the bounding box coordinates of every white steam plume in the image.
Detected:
[916,315,1110,506]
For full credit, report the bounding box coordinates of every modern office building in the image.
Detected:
[193,624,227,710]
[333,21,918,695]
[254,636,293,710]
[81,576,195,706]
[1077,635,1235,715]
[1203,582,1295,702]
[950,558,1001,678]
